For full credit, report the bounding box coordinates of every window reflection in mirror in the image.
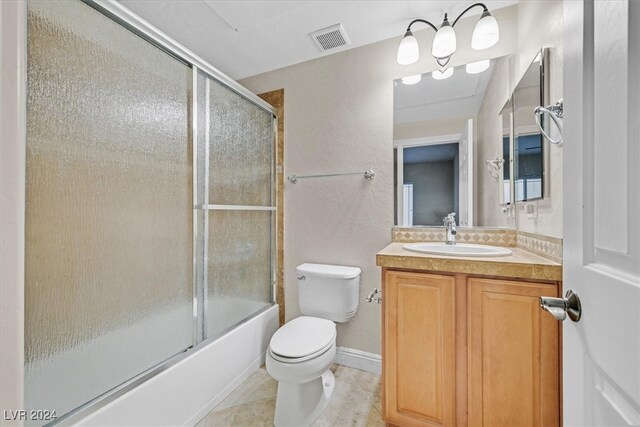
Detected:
[514,133,543,200]
[393,55,515,228]
[503,136,511,202]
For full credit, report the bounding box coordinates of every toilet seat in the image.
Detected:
[269,339,334,363]
[269,316,336,364]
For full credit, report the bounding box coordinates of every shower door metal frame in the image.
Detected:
[194,69,278,342]
[22,1,278,425]
[79,0,276,116]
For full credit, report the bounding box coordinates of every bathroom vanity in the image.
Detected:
[376,243,562,427]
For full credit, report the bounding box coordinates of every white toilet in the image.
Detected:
[266,263,361,427]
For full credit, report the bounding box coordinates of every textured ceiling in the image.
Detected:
[116,0,518,80]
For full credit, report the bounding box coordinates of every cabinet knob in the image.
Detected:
[540,290,582,322]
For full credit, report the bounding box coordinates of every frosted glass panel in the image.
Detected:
[205,76,274,206]
[25,0,192,420]
[197,72,208,207]
[207,211,272,337]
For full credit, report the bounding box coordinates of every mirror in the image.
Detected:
[513,49,548,202]
[499,98,513,205]
[394,55,515,228]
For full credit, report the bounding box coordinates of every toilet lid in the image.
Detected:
[270,316,336,359]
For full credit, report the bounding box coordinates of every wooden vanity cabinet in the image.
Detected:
[467,277,561,427]
[382,269,561,427]
[382,271,456,427]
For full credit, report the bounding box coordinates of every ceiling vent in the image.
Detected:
[310,24,350,52]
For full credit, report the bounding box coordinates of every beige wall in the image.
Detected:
[241,6,518,354]
[515,0,564,238]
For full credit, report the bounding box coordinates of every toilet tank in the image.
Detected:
[296,263,361,323]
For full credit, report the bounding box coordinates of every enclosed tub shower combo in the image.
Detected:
[24,1,278,424]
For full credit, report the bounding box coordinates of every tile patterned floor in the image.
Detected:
[196,364,384,427]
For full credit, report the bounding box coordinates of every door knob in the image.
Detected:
[540,290,582,322]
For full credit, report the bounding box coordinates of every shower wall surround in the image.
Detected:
[25,0,276,422]
[257,89,286,326]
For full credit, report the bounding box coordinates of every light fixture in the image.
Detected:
[432,68,453,80]
[431,14,456,58]
[466,59,490,74]
[472,10,500,50]
[402,74,422,85]
[396,30,420,65]
[397,3,500,67]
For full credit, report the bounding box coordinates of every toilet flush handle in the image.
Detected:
[366,288,382,304]
[297,275,305,281]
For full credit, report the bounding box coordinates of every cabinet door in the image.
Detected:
[383,270,456,427]
[468,278,560,427]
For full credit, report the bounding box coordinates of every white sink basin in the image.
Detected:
[403,242,513,257]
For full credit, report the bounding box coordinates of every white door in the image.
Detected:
[458,119,473,226]
[402,183,413,227]
[562,1,640,425]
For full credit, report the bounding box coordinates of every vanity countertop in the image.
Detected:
[376,242,562,281]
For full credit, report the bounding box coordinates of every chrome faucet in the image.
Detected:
[443,212,457,245]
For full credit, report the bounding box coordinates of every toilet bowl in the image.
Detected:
[266,316,337,427]
[266,263,361,427]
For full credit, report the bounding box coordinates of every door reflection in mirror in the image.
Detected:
[402,143,459,227]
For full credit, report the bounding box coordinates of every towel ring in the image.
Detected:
[485,158,504,181]
[534,99,563,144]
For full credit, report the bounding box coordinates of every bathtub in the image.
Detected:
[73,304,279,426]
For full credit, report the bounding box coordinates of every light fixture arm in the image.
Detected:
[452,3,489,27]
[406,19,438,33]
[435,57,451,68]
[397,3,497,68]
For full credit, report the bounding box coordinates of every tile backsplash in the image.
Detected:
[516,231,563,263]
[392,227,517,247]
[392,227,563,262]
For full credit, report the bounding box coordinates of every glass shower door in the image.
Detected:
[25,0,193,420]
[25,0,277,421]
[196,72,275,339]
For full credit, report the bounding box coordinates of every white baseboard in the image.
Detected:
[334,346,381,375]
